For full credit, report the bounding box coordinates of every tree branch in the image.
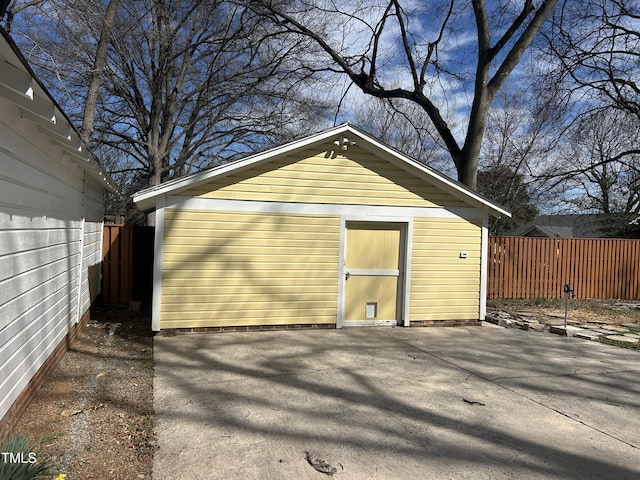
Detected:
[488,0,558,96]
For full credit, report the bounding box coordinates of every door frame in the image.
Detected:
[336,216,413,328]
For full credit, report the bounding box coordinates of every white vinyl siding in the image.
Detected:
[0,100,105,424]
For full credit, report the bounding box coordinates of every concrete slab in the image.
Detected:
[525,321,546,332]
[605,325,633,333]
[592,328,619,335]
[154,326,640,480]
[573,330,603,341]
[549,325,587,337]
[621,323,640,332]
[549,325,568,336]
[605,335,639,344]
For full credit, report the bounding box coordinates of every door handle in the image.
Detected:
[345,272,351,280]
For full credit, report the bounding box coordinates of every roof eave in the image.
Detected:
[133,123,511,218]
[133,124,353,211]
[0,27,118,194]
[342,126,511,218]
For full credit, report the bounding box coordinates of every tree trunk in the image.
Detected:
[456,155,478,190]
[250,1,559,191]
[80,0,120,145]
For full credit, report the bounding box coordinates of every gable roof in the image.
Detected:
[506,214,617,238]
[505,214,603,238]
[132,123,510,217]
[0,28,116,192]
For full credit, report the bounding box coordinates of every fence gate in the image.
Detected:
[102,225,154,304]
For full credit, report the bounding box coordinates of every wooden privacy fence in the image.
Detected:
[487,237,640,300]
[102,225,154,304]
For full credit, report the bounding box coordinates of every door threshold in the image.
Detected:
[342,320,398,327]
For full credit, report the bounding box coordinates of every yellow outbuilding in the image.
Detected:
[133,124,510,332]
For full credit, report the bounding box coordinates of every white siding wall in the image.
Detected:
[77,179,106,318]
[0,97,105,423]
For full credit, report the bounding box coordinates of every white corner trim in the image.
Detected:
[479,211,489,321]
[151,196,166,331]
[403,220,414,327]
[336,216,347,328]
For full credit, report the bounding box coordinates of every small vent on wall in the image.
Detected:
[333,136,356,151]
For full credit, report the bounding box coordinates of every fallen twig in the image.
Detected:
[305,451,338,476]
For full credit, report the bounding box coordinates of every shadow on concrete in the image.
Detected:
[153,326,640,479]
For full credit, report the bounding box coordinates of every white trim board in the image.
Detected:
[479,211,490,321]
[347,269,400,276]
[151,197,166,331]
[164,196,483,220]
[342,320,397,327]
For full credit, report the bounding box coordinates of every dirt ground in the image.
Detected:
[488,298,640,348]
[488,297,640,327]
[14,304,155,480]
[11,299,640,479]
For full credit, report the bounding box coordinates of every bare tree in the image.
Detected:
[533,0,640,218]
[96,1,328,188]
[80,0,119,145]
[483,82,568,203]
[9,0,331,188]
[1,0,44,32]
[547,0,640,120]
[352,97,451,172]
[560,110,640,216]
[477,165,538,235]
[245,0,559,189]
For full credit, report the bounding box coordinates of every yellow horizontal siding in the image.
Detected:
[178,143,468,208]
[410,217,482,321]
[162,271,335,282]
[160,209,340,329]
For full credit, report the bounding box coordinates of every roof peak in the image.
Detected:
[132,125,510,218]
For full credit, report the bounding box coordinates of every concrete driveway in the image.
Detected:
[153,325,640,479]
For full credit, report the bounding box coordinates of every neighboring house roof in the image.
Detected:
[0,27,116,192]
[133,123,511,218]
[505,214,616,238]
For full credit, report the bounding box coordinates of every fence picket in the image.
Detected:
[488,237,640,300]
[102,225,154,305]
